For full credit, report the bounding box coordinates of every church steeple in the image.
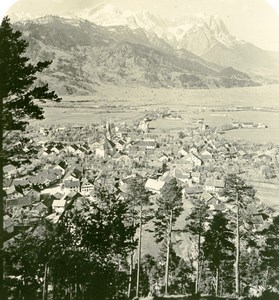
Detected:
[106,120,112,140]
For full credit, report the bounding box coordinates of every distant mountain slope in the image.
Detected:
[13,16,259,95]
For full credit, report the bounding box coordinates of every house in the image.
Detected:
[174,168,190,183]
[145,179,165,194]
[64,180,81,193]
[42,149,52,156]
[64,191,82,202]
[158,153,169,163]
[190,153,203,166]
[4,215,14,233]
[54,161,68,175]
[138,120,149,133]
[242,122,254,129]
[112,152,122,160]
[257,123,267,129]
[115,154,132,166]
[81,179,95,194]
[65,144,80,154]
[89,141,102,151]
[184,186,203,196]
[3,178,12,191]
[201,191,215,202]
[232,121,240,128]
[3,165,17,178]
[210,201,227,212]
[137,139,157,151]
[51,144,64,154]
[64,169,82,182]
[5,185,24,200]
[45,213,61,224]
[189,146,198,154]
[52,199,67,214]
[13,179,30,189]
[6,196,33,208]
[30,176,52,190]
[32,202,48,215]
[200,149,213,160]
[75,147,86,157]
[204,178,225,193]
[25,187,41,203]
[191,172,201,183]
[115,139,126,152]
[95,145,106,158]
[178,148,188,157]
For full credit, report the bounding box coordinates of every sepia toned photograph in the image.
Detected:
[0,0,279,299]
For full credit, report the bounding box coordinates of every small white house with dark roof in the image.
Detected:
[145,179,165,194]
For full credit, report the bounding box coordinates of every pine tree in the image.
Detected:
[223,173,256,297]
[261,215,279,290]
[124,176,153,298]
[0,16,61,298]
[184,197,209,294]
[154,178,183,295]
[203,212,235,296]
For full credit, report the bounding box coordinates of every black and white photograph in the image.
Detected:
[0,0,279,299]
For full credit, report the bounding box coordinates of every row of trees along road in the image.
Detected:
[0,16,61,299]
[1,15,279,300]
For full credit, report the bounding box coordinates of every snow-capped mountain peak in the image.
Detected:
[77,4,236,56]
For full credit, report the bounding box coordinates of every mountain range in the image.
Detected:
[78,4,279,77]
[10,4,279,95]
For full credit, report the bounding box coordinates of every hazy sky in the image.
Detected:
[2,0,279,51]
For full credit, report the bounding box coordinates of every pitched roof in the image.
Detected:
[6,197,32,208]
[201,191,214,202]
[145,179,165,191]
[205,178,225,188]
[64,181,80,188]
[52,199,66,207]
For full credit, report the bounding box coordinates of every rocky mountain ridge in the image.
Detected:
[11,15,264,95]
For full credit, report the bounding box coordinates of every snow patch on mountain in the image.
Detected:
[77,4,239,56]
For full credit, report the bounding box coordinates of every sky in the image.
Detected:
[1,0,279,51]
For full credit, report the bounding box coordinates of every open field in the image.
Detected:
[36,84,279,144]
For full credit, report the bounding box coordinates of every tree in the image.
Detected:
[124,176,153,298]
[3,221,55,300]
[203,212,235,296]
[0,16,61,298]
[223,174,256,297]
[261,215,279,291]
[184,197,209,294]
[5,189,138,300]
[154,178,183,295]
[54,189,137,300]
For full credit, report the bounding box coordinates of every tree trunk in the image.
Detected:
[164,209,173,295]
[0,94,4,299]
[215,268,219,296]
[195,231,201,294]
[235,193,240,297]
[127,251,133,299]
[42,263,49,300]
[136,203,142,298]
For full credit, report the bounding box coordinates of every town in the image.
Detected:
[2,2,279,298]
[3,113,279,298]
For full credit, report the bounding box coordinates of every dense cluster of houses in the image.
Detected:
[3,117,278,241]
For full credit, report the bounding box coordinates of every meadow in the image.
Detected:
[38,83,279,144]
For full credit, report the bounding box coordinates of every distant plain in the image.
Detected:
[38,84,279,144]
